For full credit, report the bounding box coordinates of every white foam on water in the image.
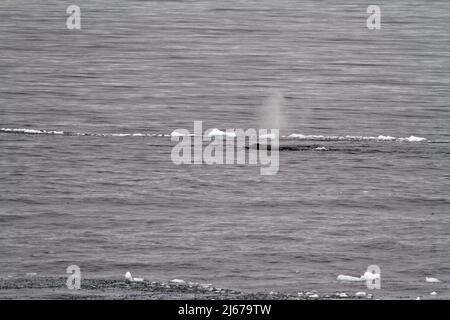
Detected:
[425,277,440,283]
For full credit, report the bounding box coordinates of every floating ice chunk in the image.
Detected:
[338,271,379,282]
[259,133,277,139]
[288,133,306,139]
[430,291,437,296]
[315,147,328,151]
[125,271,143,282]
[416,297,421,300]
[338,293,348,298]
[308,294,319,298]
[425,277,440,283]
[125,272,133,282]
[171,131,186,137]
[337,275,364,282]
[207,128,236,138]
[377,135,396,141]
[355,292,366,297]
[111,133,131,137]
[398,136,427,142]
[170,279,186,285]
[361,271,380,281]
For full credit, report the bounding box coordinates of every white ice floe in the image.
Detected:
[111,133,131,137]
[355,292,366,297]
[286,133,426,142]
[430,291,437,296]
[259,133,277,139]
[308,294,319,298]
[170,279,186,285]
[376,135,396,141]
[398,136,427,142]
[425,277,440,283]
[170,131,186,137]
[338,293,348,298]
[361,271,380,281]
[125,272,133,281]
[337,275,364,282]
[125,271,144,282]
[1,128,64,135]
[315,147,328,151]
[207,128,236,138]
[337,272,379,282]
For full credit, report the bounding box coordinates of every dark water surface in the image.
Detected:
[0,0,449,298]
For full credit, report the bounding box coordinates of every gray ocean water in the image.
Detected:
[1,0,449,299]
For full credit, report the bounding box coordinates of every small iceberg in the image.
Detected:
[170,279,186,285]
[361,271,380,281]
[207,128,236,138]
[170,131,186,137]
[376,135,396,141]
[425,277,440,283]
[125,271,144,282]
[337,275,364,282]
[398,136,427,142]
[355,292,366,297]
[430,291,437,296]
[259,133,277,139]
[337,271,379,282]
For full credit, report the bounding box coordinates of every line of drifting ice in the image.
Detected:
[1,127,428,142]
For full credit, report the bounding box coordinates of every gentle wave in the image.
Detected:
[1,127,428,142]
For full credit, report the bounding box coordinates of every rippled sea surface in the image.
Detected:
[0,0,449,299]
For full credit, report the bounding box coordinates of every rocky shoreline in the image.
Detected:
[0,277,373,300]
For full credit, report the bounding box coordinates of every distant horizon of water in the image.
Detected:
[0,0,449,299]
